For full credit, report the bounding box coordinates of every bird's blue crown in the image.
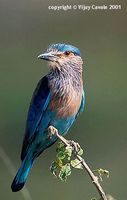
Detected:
[48,43,81,56]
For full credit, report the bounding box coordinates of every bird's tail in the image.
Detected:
[11,157,33,192]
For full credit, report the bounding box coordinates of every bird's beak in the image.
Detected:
[37,52,57,61]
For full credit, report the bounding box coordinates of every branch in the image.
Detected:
[48,126,108,200]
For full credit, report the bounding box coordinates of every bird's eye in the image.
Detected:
[64,51,71,56]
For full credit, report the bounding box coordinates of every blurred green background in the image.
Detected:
[0,0,127,199]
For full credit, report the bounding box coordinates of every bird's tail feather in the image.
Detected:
[11,158,33,192]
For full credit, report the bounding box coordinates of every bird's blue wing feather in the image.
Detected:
[79,90,85,113]
[21,76,51,160]
[75,89,85,118]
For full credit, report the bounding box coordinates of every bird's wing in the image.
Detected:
[80,89,85,113]
[75,89,85,118]
[21,76,51,160]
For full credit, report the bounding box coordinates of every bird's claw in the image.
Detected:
[48,126,58,139]
[68,140,81,154]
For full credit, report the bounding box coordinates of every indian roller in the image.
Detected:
[11,43,85,192]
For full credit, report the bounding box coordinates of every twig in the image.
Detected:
[48,126,108,200]
[0,146,32,200]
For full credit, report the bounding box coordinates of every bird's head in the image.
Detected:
[38,43,83,72]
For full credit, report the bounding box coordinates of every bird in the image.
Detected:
[11,43,85,192]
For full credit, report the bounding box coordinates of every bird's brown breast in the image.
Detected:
[49,88,82,118]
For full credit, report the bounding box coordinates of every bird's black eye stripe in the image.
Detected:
[64,51,71,56]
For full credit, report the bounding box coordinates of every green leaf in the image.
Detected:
[93,168,110,181]
[56,151,66,160]
[71,159,83,169]
[50,141,85,181]
[101,169,110,178]
[50,161,58,177]
[56,142,65,152]
[65,146,73,157]
[98,168,110,180]
[77,148,83,156]
[59,164,71,181]
[56,158,63,167]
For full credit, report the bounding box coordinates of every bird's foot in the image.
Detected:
[48,125,58,139]
[68,140,81,154]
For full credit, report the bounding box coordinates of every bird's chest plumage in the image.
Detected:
[48,79,82,118]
